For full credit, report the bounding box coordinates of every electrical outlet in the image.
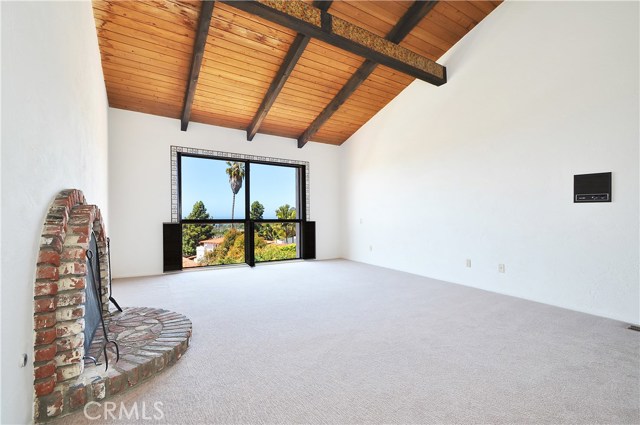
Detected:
[369,245,373,252]
[466,259,471,268]
[498,264,506,273]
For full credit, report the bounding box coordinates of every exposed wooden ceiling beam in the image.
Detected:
[298,1,438,148]
[180,1,215,132]
[221,0,446,87]
[246,34,309,141]
[297,61,377,148]
[387,1,439,42]
[246,1,332,141]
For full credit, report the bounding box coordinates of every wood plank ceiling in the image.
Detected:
[93,0,501,147]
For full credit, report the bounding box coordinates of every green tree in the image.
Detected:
[226,233,245,263]
[275,204,296,242]
[225,162,245,222]
[255,244,297,262]
[251,200,265,234]
[258,223,282,241]
[204,227,245,265]
[250,201,264,220]
[254,235,267,250]
[182,201,214,256]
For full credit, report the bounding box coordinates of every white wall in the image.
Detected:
[108,108,342,278]
[1,1,109,423]
[342,1,639,324]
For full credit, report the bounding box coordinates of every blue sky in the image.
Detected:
[181,156,297,220]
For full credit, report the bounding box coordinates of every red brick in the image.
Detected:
[34,345,56,362]
[48,209,67,221]
[115,360,140,387]
[56,334,84,351]
[40,236,63,252]
[55,292,84,307]
[150,355,165,373]
[74,205,94,213]
[45,390,64,418]
[35,390,63,420]
[44,216,63,226]
[156,312,180,320]
[56,320,84,338]
[34,298,56,313]
[139,361,153,380]
[34,281,58,296]
[55,348,82,366]
[46,204,67,218]
[69,214,91,225]
[92,380,106,400]
[34,361,56,380]
[38,250,61,267]
[34,313,56,330]
[58,277,85,291]
[36,265,59,280]
[35,329,57,345]
[68,225,90,236]
[68,385,87,410]
[56,364,82,381]
[108,324,126,333]
[42,225,64,238]
[61,247,85,261]
[107,371,126,395]
[34,376,56,396]
[59,262,86,276]
[53,198,71,210]
[56,306,84,321]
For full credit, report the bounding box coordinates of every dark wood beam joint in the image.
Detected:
[246,33,310,141]
[320,10,332,32]
[221,1,445,86]
[298,0,439,148]
[387,1,438,43]
[180,1,215,132]
[313,1,333,12]
[297,60,376,148]
[246,0,332,141]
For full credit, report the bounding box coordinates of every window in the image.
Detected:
[181,156,246,220]
[173,147,308,268]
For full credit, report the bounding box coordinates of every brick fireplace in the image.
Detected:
[32,190,192,422]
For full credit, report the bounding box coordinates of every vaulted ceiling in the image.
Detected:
[92,1,501,147]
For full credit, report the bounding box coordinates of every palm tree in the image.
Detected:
[275,204,296,242]
[225,162,245,223]
[259,224,283,242]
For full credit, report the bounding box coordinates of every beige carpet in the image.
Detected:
[55,260,639,424]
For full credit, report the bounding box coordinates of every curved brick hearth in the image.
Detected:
[36,307,192,421]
